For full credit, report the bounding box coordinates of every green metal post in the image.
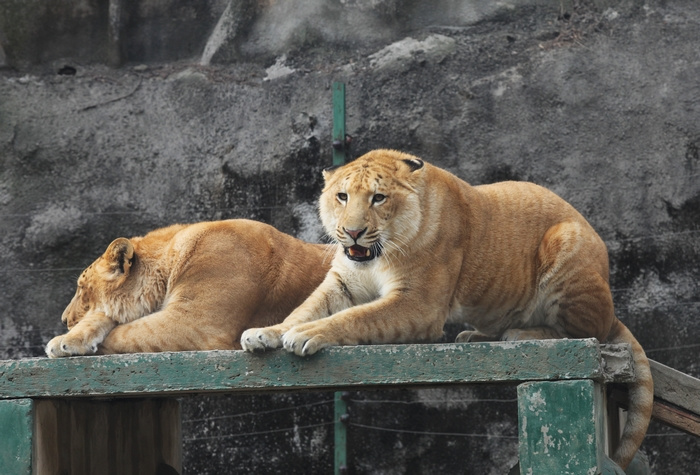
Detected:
[332,82,347,166]
[332,81,348,475]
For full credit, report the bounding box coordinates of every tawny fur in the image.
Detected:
[241,149,653,469]
[46,219,331,356]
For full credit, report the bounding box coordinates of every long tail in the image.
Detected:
[607,319,654,469]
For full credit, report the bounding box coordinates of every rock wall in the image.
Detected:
[1,0,699,473]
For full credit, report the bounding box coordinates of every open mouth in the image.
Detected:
[344,244,381,262]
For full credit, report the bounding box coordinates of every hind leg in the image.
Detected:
[492,278,614,343]
[494,221,615,344]
[553,270,615,341]
[535,221,616,341]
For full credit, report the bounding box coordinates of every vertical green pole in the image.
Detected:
[332,81,348,475]
[332,82,347,166]
[0,399,34,475]
[334,391,348,475]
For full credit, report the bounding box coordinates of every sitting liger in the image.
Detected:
[46,219,331,356]
[241,149,653,470]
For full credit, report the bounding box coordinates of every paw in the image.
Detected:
[240,326,284,352]
[501,329,526,341]
[45,334,98,358]
[281,325,331,356]
[46,335,69,358]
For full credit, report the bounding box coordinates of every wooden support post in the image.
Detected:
[517,380,623,475]
[32,398,181,475]
[0,399,33,475]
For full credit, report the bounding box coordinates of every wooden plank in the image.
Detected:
[610,388,700,438]
[610,359,700,437]
[649,359,700,415]
[0,399,33,475]
[650,399,700,437]
[518,380,607,475]
[0,340,618,399]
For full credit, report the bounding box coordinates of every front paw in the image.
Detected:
[46,335,69,358]
[240,326,284,352]
[281,324,332,356]
[45,334,98,358]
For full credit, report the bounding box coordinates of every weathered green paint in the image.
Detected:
[334,392,348,475]
[0,399,33,475]
[518,380,606,475]
[0,340,621,399]
[332,81,346,166]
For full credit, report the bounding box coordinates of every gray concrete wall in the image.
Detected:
[1,0,699,473]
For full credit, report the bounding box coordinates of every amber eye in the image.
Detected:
[337,192,348,202]
[372,194,386,204]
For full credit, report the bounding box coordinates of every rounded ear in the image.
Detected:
[101,237,135,279]
[322,164,346,191]
[401,158,424,172]
[322,164,340,181]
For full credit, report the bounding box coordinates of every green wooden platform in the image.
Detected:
[0,339,638,474]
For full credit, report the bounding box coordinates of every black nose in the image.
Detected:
[344,228,367,241]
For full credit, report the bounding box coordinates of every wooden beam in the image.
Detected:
[649,359,700,415]
[651,399,700,437]
[0,339,631,399]
[610,359,700,437]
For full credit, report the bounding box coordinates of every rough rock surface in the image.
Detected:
[1,0,699,473]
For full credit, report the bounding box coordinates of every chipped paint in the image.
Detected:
[0,340,620,474]
[0,340,626,399]
[526,389,546,416]
[541,425,553,453]
[518,380,604,474]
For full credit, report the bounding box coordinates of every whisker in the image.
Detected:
[383,238,408,259]
[321,233,340,265]
[378,241,397,271]
[390,234,412,250]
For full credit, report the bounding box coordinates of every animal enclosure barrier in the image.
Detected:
[0,338,661,474]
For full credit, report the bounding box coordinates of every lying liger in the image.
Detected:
[46,220,331,356]
[241,149,653,469]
